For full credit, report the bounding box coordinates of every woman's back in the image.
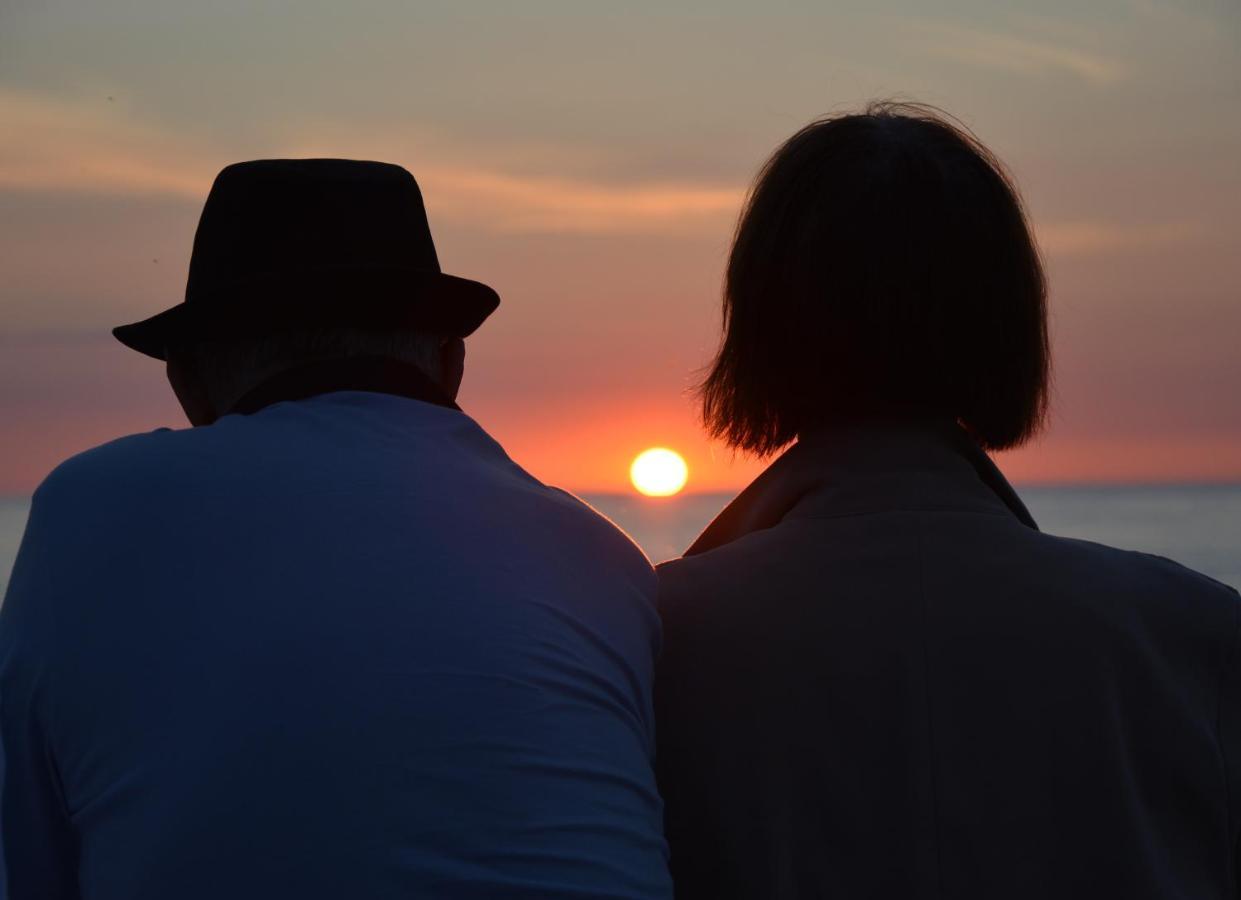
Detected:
[656,422,1240,899]
[658,102,1239,898]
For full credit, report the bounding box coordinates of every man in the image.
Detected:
[0,160,671,899]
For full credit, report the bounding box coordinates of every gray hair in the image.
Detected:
[172,328,448,415]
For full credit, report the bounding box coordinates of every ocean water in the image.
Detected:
[0,498,27,600]
[1,485,1238,598]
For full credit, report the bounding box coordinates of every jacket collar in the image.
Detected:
[228,356,460,417]
[686,417,1037,556]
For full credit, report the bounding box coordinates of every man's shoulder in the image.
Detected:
[34,427,192,506]
[527,486,657,593]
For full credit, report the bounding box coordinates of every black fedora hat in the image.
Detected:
[113,159,500,360]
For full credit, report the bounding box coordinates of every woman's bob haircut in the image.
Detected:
[700,101,1050,455]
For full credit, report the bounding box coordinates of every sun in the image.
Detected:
[630,448,689,497]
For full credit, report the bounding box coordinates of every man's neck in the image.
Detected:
[225,356,459,418]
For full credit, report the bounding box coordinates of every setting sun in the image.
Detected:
[630,448,689,497]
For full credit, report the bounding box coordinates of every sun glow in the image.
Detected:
[630,448,689,497]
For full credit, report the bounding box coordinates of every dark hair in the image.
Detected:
[700,101,1049,455]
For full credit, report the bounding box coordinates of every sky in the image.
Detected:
[1,0,1239,494]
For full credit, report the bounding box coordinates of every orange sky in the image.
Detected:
[2,1,1240,495]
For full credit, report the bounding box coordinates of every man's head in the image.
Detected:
[112,159,499,420]
[165,329,466,426]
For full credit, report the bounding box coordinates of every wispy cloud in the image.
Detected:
[11,88,1206,251]
[1037,220,1204,256]
[418,168,740,234]
[903,20,1129,86]
[0,89,212,198]
[0,88,741,235]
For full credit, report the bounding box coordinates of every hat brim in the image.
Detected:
[112,269,500,361]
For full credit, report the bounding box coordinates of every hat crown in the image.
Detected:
[112,157,499,360]
[186,159,442,303]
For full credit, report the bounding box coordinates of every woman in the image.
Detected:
[655,103,1240,899]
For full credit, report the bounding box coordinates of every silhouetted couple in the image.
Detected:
[3,103,1238,900]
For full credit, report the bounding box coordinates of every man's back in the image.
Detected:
[2,391,671,899]
[656,426,1241,899]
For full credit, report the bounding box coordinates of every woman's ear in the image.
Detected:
[439,337,466,401]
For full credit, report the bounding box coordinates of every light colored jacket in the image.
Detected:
[657,419,1240,900]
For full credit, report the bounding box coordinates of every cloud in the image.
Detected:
[904,21,1129,86]
[0,89,213,199]
[15,89,1208,251]
[0,87,742,235]
[418,168,740,234]
[1036,220,1204,256]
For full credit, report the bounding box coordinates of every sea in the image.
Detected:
[1,485,1238,597]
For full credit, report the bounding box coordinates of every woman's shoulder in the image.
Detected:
[655,520,813,621]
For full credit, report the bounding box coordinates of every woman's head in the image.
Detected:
[701,101,1049,455]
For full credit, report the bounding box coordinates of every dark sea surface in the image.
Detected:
[1,485,1238,597]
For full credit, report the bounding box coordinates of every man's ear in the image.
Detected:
[439,337,466,401]
[165,351,218,426]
